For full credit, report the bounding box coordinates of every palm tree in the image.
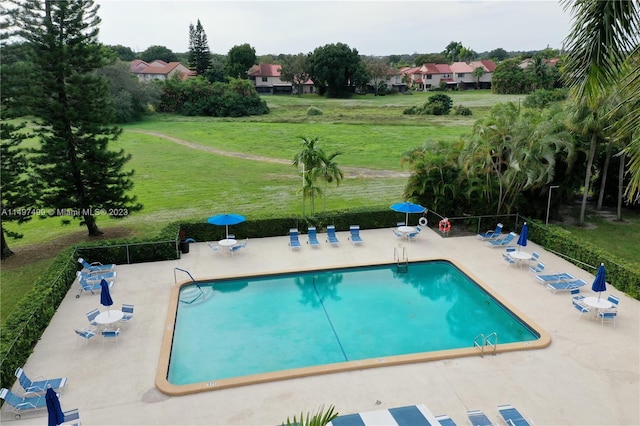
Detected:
[460,102,574,215]
[314,151,344,213]
[292,137,324,216]
[564,94,615,225]
[562,0,640,201]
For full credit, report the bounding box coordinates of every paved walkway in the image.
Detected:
[2,228,638,425]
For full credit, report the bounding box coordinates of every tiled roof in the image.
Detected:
[129,60,195,79]
[248,64,282,77]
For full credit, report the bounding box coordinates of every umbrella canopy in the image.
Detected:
[46,387,64,426]
[390,202,426,226]
[207,213,246,239]
[517,222,528,251]
[592,263,607,301]
[100,279,113,310]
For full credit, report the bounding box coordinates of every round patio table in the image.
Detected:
[94,310,124,325]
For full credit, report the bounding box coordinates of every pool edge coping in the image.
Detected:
[155,257,551,396]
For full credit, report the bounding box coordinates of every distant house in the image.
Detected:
[130,59,195,82]
[519,57,560,69]
[248,64,314,95]
[450,60,496,89]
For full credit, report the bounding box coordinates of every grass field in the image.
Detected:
[2,90,638,323]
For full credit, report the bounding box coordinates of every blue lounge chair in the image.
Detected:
[486,232,516,248]
[0,387,49,419]
[534,272,575,284]
[392,228,404,239]
[348,225,363,245]
[288,229,301,249]
[546,279,586,293]
[497,404,532,426]
[467,409,495,426]
[78,257,115,273]
[61,408,81,426]
[14,367,67,395]
[476,223,503,240]
[77,269,117,281]
[435,413,458,426]
[326,225,340,246]
[307,227,321,247]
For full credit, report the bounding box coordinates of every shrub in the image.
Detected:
[453,105,473,116]
[307,106,324,116]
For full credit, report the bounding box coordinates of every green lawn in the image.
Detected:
[2,90,637,324]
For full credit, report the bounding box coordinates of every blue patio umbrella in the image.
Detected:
[207,213,246,239]
[592,263,607,301]
[517,222,528,251]
[100,278,113,312]
[390,202,426,226]
[46,387,64,426]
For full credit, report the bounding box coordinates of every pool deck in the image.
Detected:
[2,227,639,425]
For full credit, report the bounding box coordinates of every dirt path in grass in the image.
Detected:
[129,130,410,179]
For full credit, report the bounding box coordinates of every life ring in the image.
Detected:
[439,219,451,233]
[418,217,428,227]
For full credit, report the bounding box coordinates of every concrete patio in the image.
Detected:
[1,227,638,425]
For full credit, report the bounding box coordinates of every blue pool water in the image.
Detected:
[168,260,538,385]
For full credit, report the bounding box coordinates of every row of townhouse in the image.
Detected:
[247,60,497,94]
[128,59,497,93]
[130,59,195,81]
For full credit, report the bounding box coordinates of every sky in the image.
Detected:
[95,0,574,56]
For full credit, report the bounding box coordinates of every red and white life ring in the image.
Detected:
[439,218,451,233]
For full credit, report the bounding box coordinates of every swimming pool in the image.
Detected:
[157,259,550,395]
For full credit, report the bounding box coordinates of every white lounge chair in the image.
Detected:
[476,223,503,240]
[467,409,496,426]
[486,232,516,248]
[0,387,49,419]
[307,227,321,247]
[546,278,586,293]
[14,367,67,395]
[288,229,301,249]
[497,404,533,426]
[534,272,575,284]
[348,225,363,245]
[326,225,339,246]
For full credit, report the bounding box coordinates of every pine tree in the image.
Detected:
[0,122,34,259]
[187,19,211,76]
[12,0,142,236]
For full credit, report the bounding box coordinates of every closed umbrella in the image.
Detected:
[46,387,64,426]
[100,278,114,313]
[390,202,426,226]
[517,222,528,251]
[592,263,607,301]
[207,213,246,239]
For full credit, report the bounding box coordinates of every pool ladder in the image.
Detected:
[394,245,408,273]
[473,332,498,358]
[174,267,204,304]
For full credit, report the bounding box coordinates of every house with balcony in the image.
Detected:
[130,59,195,82]
[248,64,314,95]
[450,60,496,89]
